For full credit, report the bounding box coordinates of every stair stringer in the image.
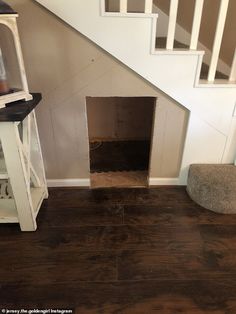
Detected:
[35,0,236,184]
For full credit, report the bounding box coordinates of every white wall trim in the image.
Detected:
[148,177,180,186]
[47,178,91,187]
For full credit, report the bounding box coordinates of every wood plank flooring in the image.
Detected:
[1,187,236,313]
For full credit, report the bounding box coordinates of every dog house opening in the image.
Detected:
[86,96,156,188]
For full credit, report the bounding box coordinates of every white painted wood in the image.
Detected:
[18,113,45,190]
[145,0,153,14]
[0,122,36,231]
[153,49,204,55]
[166,0,179,50]
[0,47,7,81]
[0,91,32,109]
[0,154,8,179]
[190,0,204,50]
[7,18,30,94]
[151,16,157,53]
[208,0,230,82]
[0,114,47,229]
[31,187,46,217]
[0,12,47,231]
[179,113,227,184]
[222,116,236,163]
[20,143,42,188]
[120,0,127,13]
[0,16,32,107]
[47,178,91,187]
[153,2,231,76]
[103,12,157,18]
[0,14,18,18]
[0,199,18,223]
[0,174,8,179]
[100,0,105,15]
[197,80,236,88]
[31,111,48,197]
[23,115,31,186]
[229,49,236,82]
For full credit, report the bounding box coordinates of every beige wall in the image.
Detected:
[4,0,188,180]
[87,97,155,141]
[154,0,235,65]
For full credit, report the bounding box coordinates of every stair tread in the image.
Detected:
[156,37,189,50]
[156,37,228,80]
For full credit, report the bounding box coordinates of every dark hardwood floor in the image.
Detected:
[1,187,236,313]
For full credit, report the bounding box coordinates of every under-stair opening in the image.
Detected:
[86,96,156,188]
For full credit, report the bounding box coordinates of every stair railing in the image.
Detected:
[166,0,179,50]
[108,0,236,84]
[190,0,204,50]
[207,0,230,81]
[229,49,236,82]
[145,0,153,14]
[120,0,127,13]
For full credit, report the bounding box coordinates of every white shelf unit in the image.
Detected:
[0,186,47,224]
[0,93,48,231]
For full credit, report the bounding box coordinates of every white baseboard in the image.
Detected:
[47,178,180,187]
[47,178,91,187]
[149,178,180,186]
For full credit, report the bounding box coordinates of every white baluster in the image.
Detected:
[229,49,236,82]
[208,0,229,82]
[120,0,127,13]
[100,0,106,14]
[145,0,153,14]
[166,0,179,50]
[190,0,204,50]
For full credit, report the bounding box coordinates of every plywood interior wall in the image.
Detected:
[86,97,155,141]
[7,0,189,180]
[150,96,189,178]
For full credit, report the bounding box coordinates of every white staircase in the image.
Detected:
[35,0,236,184]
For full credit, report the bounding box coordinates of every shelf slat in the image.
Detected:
[0,187,45,224]
[0,152,8,179]
[31,187,46,218]
[0,199,18,223]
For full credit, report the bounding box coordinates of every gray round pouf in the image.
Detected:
[187,164,236,214]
